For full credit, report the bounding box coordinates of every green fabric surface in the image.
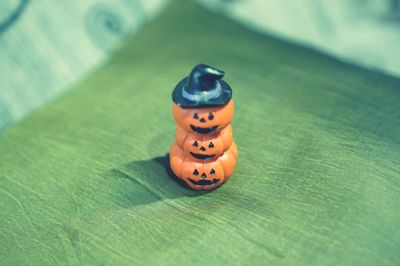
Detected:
[1,1,399,265]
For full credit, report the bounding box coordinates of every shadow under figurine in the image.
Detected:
[169,64,237,190]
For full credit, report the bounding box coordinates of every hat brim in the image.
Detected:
[172,78,232,108]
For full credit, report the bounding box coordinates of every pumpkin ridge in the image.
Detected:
[181,129,189,147]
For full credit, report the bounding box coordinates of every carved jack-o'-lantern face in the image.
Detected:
[173,100,234,134]
[181,160,225,190]
[169,141,237,190]
[184,136,224,160]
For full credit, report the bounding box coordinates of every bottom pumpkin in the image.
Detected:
[169,141,238,190]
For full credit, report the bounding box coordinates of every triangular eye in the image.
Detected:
[193,113,199,119]
[208,142,214,148]
[210,169,215,175]
[193,141,198,147]
[208,113,214,120]
[193,169,199,175]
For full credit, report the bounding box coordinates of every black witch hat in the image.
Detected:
[172,64,232,108]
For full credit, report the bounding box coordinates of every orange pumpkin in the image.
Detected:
[169,141,238,190]
[172,100,234,135]
[175,124,233,160]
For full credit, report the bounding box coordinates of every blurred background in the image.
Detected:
[1,0,399,132]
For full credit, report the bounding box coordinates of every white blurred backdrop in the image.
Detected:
[1,0,399,131]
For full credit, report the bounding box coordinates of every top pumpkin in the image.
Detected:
[172,100,234,134]
[172,64,234,134]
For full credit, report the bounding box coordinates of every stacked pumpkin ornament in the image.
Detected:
[170,64,237,190]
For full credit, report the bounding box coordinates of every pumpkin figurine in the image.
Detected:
[169,64,238,190]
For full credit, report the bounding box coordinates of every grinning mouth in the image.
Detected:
[190,152,216,160]
[188,178,220,186]
[190,125,218,134]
